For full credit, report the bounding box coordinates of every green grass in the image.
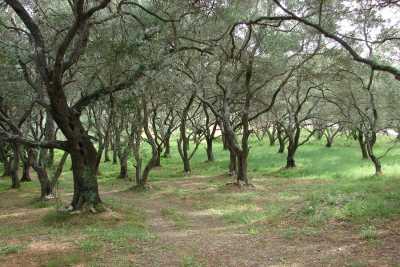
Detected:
[181,255,203,267]
[161,207,189,228]
[44,252,84,267]
[280,226,321,240]
[359,225,378,241]
[1,135,400,266]
[0,243,24,256]
[78,239,101,253]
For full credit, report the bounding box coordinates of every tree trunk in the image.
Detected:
[370,154,382,176]
[20,160,32,182]
[137,97,158,187]
[10,143,20,189]
[48,148,55,167]
[178,138,191,175]
[95,142,105,175]
[69,136,101,210]
[104,144,110,162]
[44,113,56,168]
[155,146,162,167]
[357,131,369,159]
[316,129,324,140]
[286,146,296,168]
[236,152,248,184]
[365,135,382,176]
[112,133,120,165]
[206,137,214,162]
[141,155,157,186]
[33,165,52,199]
[277,125,285,153]
[112,144,118,165]
[2,159,11,177]
[228,148,237,176]
[49,152,69,194]
[222,132,228,150]
[163,136,171,158]
[325,136,333,148]
[118,152,128,179]
[278,139,285,153]
[266,126,276,146]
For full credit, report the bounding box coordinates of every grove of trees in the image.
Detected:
[1,0,399,211]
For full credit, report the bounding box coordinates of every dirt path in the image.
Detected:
[1,175,399,267]
[107,176,400,267]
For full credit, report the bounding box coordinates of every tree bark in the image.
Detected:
[228,148,237,176]
[69,139,101,209]
[155,146,162,167]
[370,154,382,176]
[286,150,296,168]
[10,143,20,189]
[118,148,129,179]
[266,126,276,146]
[163,135,171,158]
[44,113,56,168]
[20,160,32,182]
[138,97,158,187]
[277,126,286,153]
[325,137,333,148]
[2,159,11,177]
[178,139,191,174]
[104,143,110,162]
[236,152,248,184]
[34,165,52,199]
[95,141,105,175]
[205,137,214,162]
[357,130,369,159]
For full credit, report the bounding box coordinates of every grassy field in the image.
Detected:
[0,136,400,266]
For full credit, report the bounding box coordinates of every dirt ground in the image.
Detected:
[0,175,399,267]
